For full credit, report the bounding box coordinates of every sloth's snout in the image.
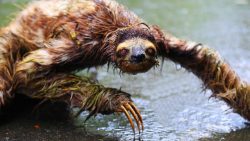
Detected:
[131,54,145,63]
[131,46,145,63]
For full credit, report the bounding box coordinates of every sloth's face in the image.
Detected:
[115,38,158,74]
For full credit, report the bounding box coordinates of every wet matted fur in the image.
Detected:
[0,0,250,133]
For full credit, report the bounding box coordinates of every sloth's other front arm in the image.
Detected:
[13,38,85,91]
[151,25,250,121]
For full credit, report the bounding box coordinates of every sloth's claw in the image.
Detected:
[129,102,144,130]
[121,105,135,133]
[125,103,141,133]
[120,102,143,133]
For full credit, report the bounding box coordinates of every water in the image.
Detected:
[0,0,250,140]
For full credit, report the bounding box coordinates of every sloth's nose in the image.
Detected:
[131,46,145,63]
[131,54,145,63]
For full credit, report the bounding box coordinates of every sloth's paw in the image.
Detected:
[80,88,144,133]
[102,91,144,133]
[116,101,144,133]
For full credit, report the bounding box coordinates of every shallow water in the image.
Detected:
[0,0,250,140]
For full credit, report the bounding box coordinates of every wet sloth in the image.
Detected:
[1,0,250,133]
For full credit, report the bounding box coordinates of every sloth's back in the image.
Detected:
[3,0,140,50]
[5,0,97,48]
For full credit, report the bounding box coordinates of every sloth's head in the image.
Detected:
[116,38,158,74]
[112,26,158,74]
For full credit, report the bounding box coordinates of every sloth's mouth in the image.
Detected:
[117,59,158,74]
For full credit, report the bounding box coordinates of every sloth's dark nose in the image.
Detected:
[131,46,145,63]
[131,54,145,63]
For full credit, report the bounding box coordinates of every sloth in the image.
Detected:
[0,0,250,133]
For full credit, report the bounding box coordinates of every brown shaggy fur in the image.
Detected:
[151,26,250,121]
[0,0,250,132]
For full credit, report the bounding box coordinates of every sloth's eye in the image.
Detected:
[117,48,129,58]
[145,48,156,56]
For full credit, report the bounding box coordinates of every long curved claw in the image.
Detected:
[129,102,144,130]
[120,102,144,133]
[125,103,141,133]
[121,105,135,134]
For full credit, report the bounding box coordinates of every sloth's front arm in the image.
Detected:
[21,73,143,133]
[151,25,250,121]
[14,37,81,89]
